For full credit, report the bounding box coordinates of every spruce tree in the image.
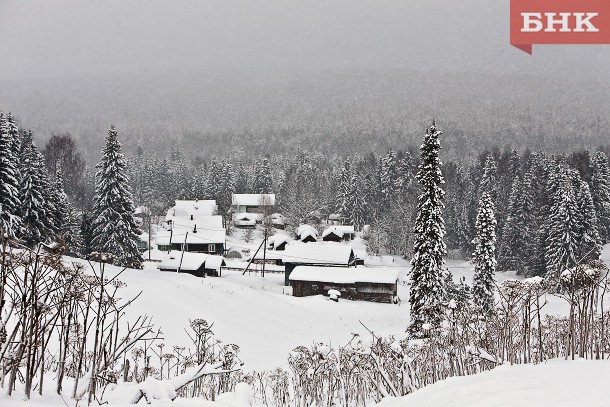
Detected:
[591,151,610,243]
[409,122,446,336]
[0,112,21,237]
[498,176,526,273]
[91,126,143,269]
[545,173,579,286]
[349,174,366,230]
[472,192,497,312]
[479,154,497,199]
[336,159,351,220]
[18,131,53,245]
[205,156,222,200]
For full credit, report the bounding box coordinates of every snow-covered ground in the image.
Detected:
[62,238,610,372]
[376,358,610,407]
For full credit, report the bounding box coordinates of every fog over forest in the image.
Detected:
[0,0,608,162]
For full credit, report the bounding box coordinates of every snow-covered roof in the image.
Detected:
[296,224,318,237]
[170,224,226,245]
[282,243,354,265]
[335,225,355,234]
[289,266,399,285]
[171,215,223,230]
[205,254,226,271]
[158,251,226,271]
[322,226,344,238]
[269,234,291,248]
[159,251,206,271]
[235,212,261,221]
[232,194,276,206]
[173,200,218,217]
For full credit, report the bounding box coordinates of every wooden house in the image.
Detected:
[322,226,355,242]
[282,243,356,285]
[158,251,226,277]
[232,194,275,214]
[296,224,318,243]
[169,215,225,255]
[289,266,398,303]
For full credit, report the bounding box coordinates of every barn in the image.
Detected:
[158,251,226,277]
[282,243,356,285]
[289,266,399,303]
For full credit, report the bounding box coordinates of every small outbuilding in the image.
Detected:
[234,212,258,228]
[289,266,399,303]
[158,251,226,277]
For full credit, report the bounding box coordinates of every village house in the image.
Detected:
[289,266,399,303]
[282,242,356,285]
[232,193,275,214]
[165,199,218,227]
[296,224,318,243]
[169,215,225,255]
[322,225,356,242]
[158,251,226,277]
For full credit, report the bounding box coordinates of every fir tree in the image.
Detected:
[0,112,21,237]
[254,157,273,194]
[409,122,447,336]
[479,154,497,199]
[544,173,579,286]
[336,159,351,220]
[591,151,610,243]
[498,176,526,273]
[91,126,143,269]
[235,160,251,193]
[349,174,366,231]
[17,131,49,245]
[472,192,497,312]
[205,156,222,200]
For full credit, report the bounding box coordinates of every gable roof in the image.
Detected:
[232,194,276,206]
[159,251,226,272]
[289,266,399,285]
[282,242,354,265]
[165,199,218,220]
[322,225,355,238]
[296,224,318,237]
[170,224,226,245]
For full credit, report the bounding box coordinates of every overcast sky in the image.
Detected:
[1,0,608,80]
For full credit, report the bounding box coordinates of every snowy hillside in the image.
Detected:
[376,359,610,407]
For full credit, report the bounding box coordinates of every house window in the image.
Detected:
[208,244,216,253]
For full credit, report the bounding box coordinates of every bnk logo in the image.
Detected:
[510,0,610,54]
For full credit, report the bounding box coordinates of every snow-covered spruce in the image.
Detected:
[409,121,446,336]
[472,192,497,312]
[91,126,143,269]
[0,112,22,237]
